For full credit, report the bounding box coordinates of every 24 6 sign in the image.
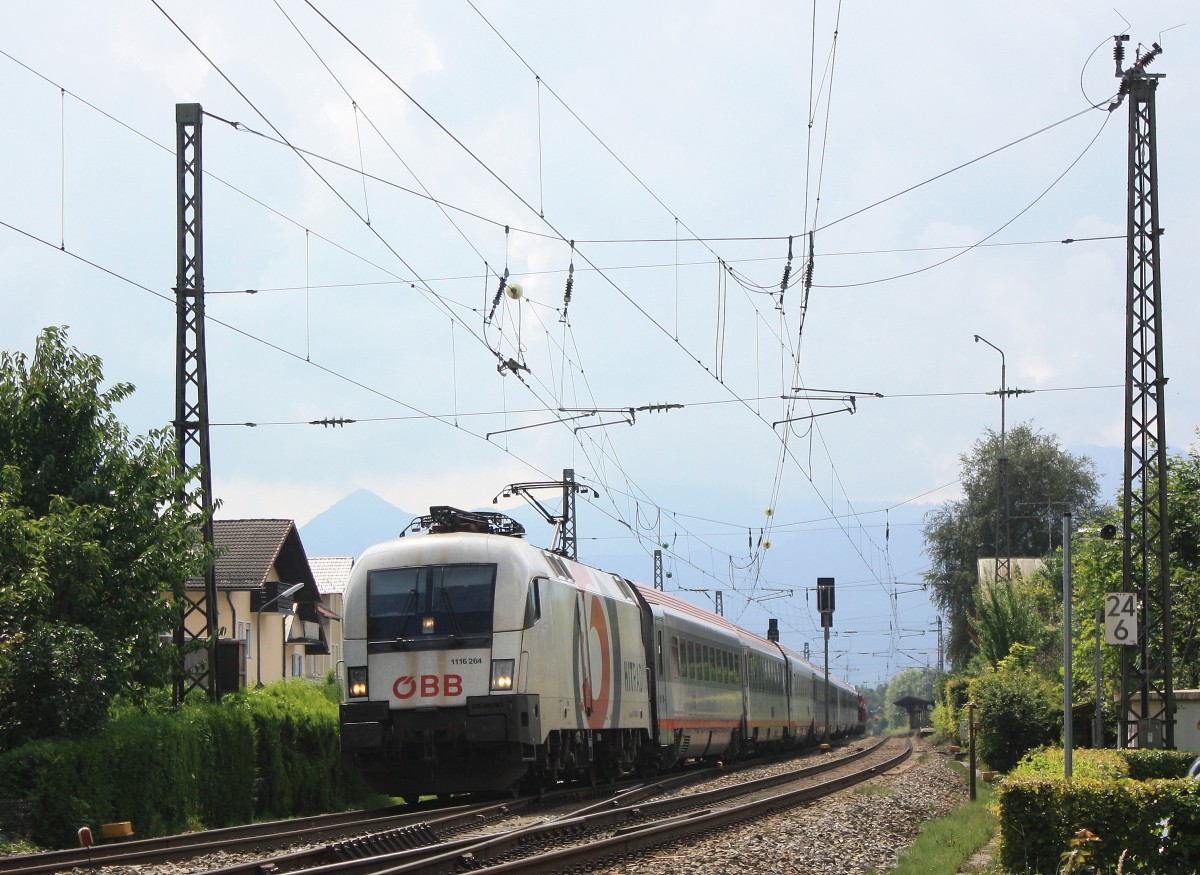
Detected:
[1104,593,1138,646]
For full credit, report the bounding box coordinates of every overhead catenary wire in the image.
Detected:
[2,10,1123,672]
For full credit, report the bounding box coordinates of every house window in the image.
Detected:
[291,653,303,678]
[237,621,252,661]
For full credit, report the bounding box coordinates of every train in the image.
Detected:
[339,506,865,798]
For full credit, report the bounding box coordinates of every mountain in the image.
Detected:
[297,489,559,560]
[298,489,414,558]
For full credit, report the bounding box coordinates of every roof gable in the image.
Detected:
[187,520,319,602]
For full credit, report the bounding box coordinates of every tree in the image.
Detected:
[964,566,1060,667]
[0,327,207,750]
[1064,434,1200,717]
[882,666,940,732]
[923,423,1100,668]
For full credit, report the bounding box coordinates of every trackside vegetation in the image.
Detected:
[0,679,352,849]
[989,747,1200,873]
[881,768,995,875]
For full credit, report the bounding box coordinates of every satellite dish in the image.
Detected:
[506,282,524,300]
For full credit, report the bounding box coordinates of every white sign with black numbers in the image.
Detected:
[1105,593,1138,646]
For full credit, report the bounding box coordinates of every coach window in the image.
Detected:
[671,636,680,677]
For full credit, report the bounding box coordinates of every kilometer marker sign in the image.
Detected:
[1104,593,1138,646]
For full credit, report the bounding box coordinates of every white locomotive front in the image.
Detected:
[339,507,653,797]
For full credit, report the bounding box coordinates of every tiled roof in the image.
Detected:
[186,520,318,598]
[211,519,293,586]
[310,556,354,595]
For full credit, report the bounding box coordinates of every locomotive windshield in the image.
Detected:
[367,564,496,646]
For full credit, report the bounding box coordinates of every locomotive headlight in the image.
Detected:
[422,616,435,634]
[348,665,369,698]
[490,659,515,691]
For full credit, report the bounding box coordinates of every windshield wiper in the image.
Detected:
[437,584,466,643]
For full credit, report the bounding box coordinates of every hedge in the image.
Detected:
[997,776,1200,873]
[1121,748,1197,780]
[0,680,347,848]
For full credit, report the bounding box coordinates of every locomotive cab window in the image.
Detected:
[367,564,496,646]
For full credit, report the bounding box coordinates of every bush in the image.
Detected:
[1121,748,1197,780]
[998,777,1200,873]
[966,647,1060,772]
[237,679,343,818]
[0,680,345,848]
[1010,746,1127,781]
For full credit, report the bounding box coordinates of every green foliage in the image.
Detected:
[967,648,1061,772]
[931,674,972,743]
[997,777,1200,874]
[1010,746,1127,781]
[0,328,208,749]
[881,666,940,733]
[1060,438,1200,719]
[0,626,110,745]
[0,679,347,848]
[923,423,1099,668]
[1120,748,1197,780]
[887,780,996,875]
[970,574,1056,668]
[239,680,344,817]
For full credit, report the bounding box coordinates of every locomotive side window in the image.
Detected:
[367,564,496,644]
[523,578,543,628]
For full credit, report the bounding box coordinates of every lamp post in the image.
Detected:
[256,582,304,688]
[974,334,1009,581]
[1063,512,1073,778]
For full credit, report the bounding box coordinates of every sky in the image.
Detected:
[2,2,1197,688]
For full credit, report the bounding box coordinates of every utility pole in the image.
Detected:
[1112,36,1172,749]
[561,468,579,560]
[653,549,664,590]
[173,103,219,703]
[936,616,944,674]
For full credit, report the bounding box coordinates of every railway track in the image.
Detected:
[0,737,894,875]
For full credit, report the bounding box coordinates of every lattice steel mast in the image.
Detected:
[1113,38,1172,748]
[173,103,220,703]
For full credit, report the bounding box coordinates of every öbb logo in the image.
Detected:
[393,675,463,700]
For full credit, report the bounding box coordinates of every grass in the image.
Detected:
[877,771,998,875]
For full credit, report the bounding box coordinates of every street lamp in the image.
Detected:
[256,582,305,687]
[974,333,1009,581]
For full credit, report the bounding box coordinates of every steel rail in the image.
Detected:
[209,737,895,875]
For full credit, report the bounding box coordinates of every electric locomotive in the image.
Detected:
[339,506,864,798]
[339,507,653,797]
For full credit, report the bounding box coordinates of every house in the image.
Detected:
[307,556,352,685]
[184,519,325,689]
